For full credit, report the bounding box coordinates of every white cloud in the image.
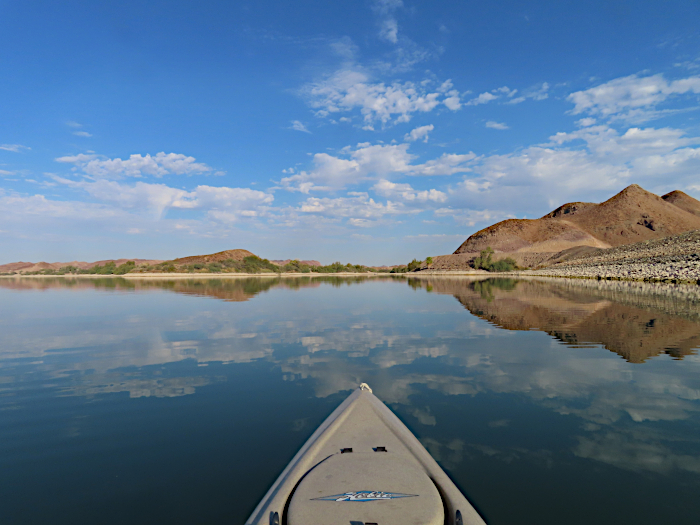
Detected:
[56,152,214,179]
[371,0,403,43]
[507,82,550,104]
[372,179,447,203]
[0,192,121,222]
[280,142,475,192]
[0,144,30,152]
[549,125,700,160]
[0,169,15,176]
[290,120,311,133]
[299,192,407,225]
[66,121,83,128]
[466,92,498,106]
[410,153,475,177]
[576,117,597,127]
[371,0,403,14]
[493,86,517,97]
[379,18,399,43]
[53,177,273,220]
[73,131,92,138]
[434,207,508,227]
[301,69,459,125]
[568,73,700,120]
[446,121,700,217]
[485,121,509,130]
[404,124,434,142]
[443,91,462,110]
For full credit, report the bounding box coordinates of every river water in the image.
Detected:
[1,276,699,524]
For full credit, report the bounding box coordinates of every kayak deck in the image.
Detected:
[246,384,486,525]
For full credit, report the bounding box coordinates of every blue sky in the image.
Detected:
[2,0,700,264]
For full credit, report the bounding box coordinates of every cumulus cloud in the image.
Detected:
[568,73,700,121]
[299,192,407,226]
[0,144,30,152]
[0,192,121,222]
[290,120,311,133]
[447,121,700,216]
[576,117,597,127]
[404,124,434,142]
[371,0,403,43]
[279,142,475,192]
[466,92,498,106]
[434,207,508,227]
[372,179,447,203]
[56,152,214,179]
[507,82,549,104]
[485,121,509,130]
[464,86,522,106]
[549,124,700,160]
[379,18,399,44]
[53,177,273,220]
[301,69,460,125]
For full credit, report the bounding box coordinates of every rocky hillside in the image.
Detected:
[529,229,700,283]
[662,190,700,217]
[444,184,700,269]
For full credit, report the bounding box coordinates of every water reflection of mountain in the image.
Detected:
[411,277,700,363]
[0,276,380,301]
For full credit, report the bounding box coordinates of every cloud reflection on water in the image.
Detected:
[1,275,699,478]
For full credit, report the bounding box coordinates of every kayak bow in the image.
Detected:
[246,383,486,525]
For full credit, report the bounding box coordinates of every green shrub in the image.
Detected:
[114,261,135,275]
[472,247,517,272]
[407,258,422,271]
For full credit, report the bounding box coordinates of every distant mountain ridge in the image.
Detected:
[269,259,322,267]
[452,185,700,265]
[0,259,163,274]
[0,249,326,274]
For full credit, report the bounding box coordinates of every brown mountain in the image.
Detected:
[450,184,700,267]
[662,190,700,217]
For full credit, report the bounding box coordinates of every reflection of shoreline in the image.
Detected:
[0,272,395,279]
[410,276,700,363]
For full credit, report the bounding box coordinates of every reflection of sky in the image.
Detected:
[1,277,700,501]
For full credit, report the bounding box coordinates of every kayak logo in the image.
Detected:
[313,491,417,502]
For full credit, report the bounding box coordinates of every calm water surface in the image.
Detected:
[1,276,699,524]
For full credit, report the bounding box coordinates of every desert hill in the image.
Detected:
[170,249,255,265]
[447,184,700,268]
[662,190,700,217]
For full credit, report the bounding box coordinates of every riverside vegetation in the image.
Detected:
[2,250,518,277]
[7,255,423,276]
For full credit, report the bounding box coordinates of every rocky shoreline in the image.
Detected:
[526,230,700,283]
